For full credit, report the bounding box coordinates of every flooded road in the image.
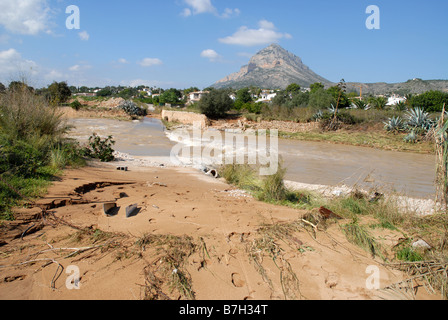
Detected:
[68,117,436,199]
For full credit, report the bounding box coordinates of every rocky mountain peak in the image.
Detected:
[212,44,330,90]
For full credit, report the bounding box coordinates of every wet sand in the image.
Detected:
[0,164,439,300]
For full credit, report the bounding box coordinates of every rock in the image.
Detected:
[412,239,431,250]
[369,192,383,203]
[332,189,343,197]
[126,204,139,218]
[318,207,342,220]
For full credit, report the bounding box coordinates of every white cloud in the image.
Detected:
[69,65,81,72]
[182,0,239,18]
[221,8,241,19]
[183,0,216,15]
[200,49,221,62]
[79,31,90,41]
[139,58,163,67]
[0,48,39,78]
[258,20,276,30]
[219,20,292,47]
[69,63,92,72]
[0,0,52,35]
[117,58,129,64]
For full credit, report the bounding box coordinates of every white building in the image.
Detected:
[256,92,277,103]
[387,94,406,106]
[187,91,209,105]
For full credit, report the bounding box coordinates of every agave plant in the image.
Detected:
[118,100,147,117]
[404,130,418,144]
[405,107,434,131]
[311,110,324,121]
[384,116,404,133]
[327,104,339,114]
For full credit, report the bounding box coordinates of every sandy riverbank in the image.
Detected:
[0,159,440,300]
[112,149,440,217]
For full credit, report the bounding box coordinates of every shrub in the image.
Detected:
[319,111,359,130]
[198,90,233,119]
[408,90,448,112]
[70,100,83,111]
[118,100,147,118]
[0,84,69,142]
[0,137,45,178]
[84,134,116,162]
[0,81,85,220]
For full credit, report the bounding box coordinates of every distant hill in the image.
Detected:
[211,44,448,95]
[345,79,448,96]
[211,44,331,90]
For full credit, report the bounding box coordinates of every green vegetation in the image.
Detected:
[218,163,448,298]
[198,89,234,119]
[341,219,383,259]
[37,81,72,105]
[407,90,448,113]
[84,134,116,162]
[0,82,85,220]
[117,100,148,118]
[70,99,82,111]
[0,82,121,221]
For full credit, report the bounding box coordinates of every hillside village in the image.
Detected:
[71,84,410,108]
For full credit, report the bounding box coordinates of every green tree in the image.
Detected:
[285,83,301,95]
[183,87,200,96]
[9,81,34,93]
[160,88,182,104]
[236,88,253,104]
[69,86,78,94]
[327,85,350,109]
[118,87,139,99]
[408,90,448,112]
[308,88,333,110]
[198,89,234,118]
[45,81,72,104]
[96,88,113,97]
[310,82,325,93]
[290,91,309,108]
[0,83,6,93]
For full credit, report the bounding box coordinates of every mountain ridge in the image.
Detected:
[211,44,331,90]
[210,44,448,95]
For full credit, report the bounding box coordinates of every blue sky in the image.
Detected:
[0,0,447,89]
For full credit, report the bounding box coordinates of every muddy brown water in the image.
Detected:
[68,117,436,199]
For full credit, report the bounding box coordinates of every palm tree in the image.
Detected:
[371,96,388,110]
[353,99,368,110]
